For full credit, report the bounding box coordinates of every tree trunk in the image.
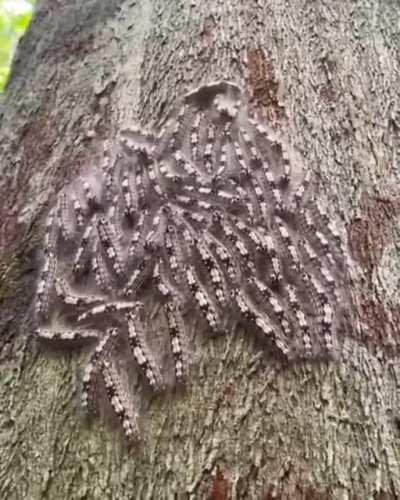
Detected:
[1,0,400,498]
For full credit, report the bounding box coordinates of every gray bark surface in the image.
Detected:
[0,0,399,498]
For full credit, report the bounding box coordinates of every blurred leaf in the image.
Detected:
[0,46,12,67]
[0,0,34,92]
[0,15,10,32]
[0,66,9,91]
[13,13,32,35]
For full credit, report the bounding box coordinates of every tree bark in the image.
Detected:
[1,0,400,498]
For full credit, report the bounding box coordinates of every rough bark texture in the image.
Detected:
[1,0,399,498]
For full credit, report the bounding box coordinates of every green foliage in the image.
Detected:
[0,0,34,92]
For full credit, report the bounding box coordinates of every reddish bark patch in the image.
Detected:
[261,484,330,500]
[209,466,231,500]
[357,297,400,350]
[91,81,116,139]
[359,299,388,343]
[348,194,400,352]
[20,110,59,172]
[0,110,59,251]
[65,148,94,178]
[348,195,400,271]
[201,15,216,39]
[318,57,338,105]
[0,183,27,250]
[373,490,398,500]
[246,48,285,125]
[0,204,23,249]
[63,33,95,59]
[319,84,337,105]
[0,98,101,255]
[223,382,235,401]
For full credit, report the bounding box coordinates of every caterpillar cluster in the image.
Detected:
[34,81,353,442]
